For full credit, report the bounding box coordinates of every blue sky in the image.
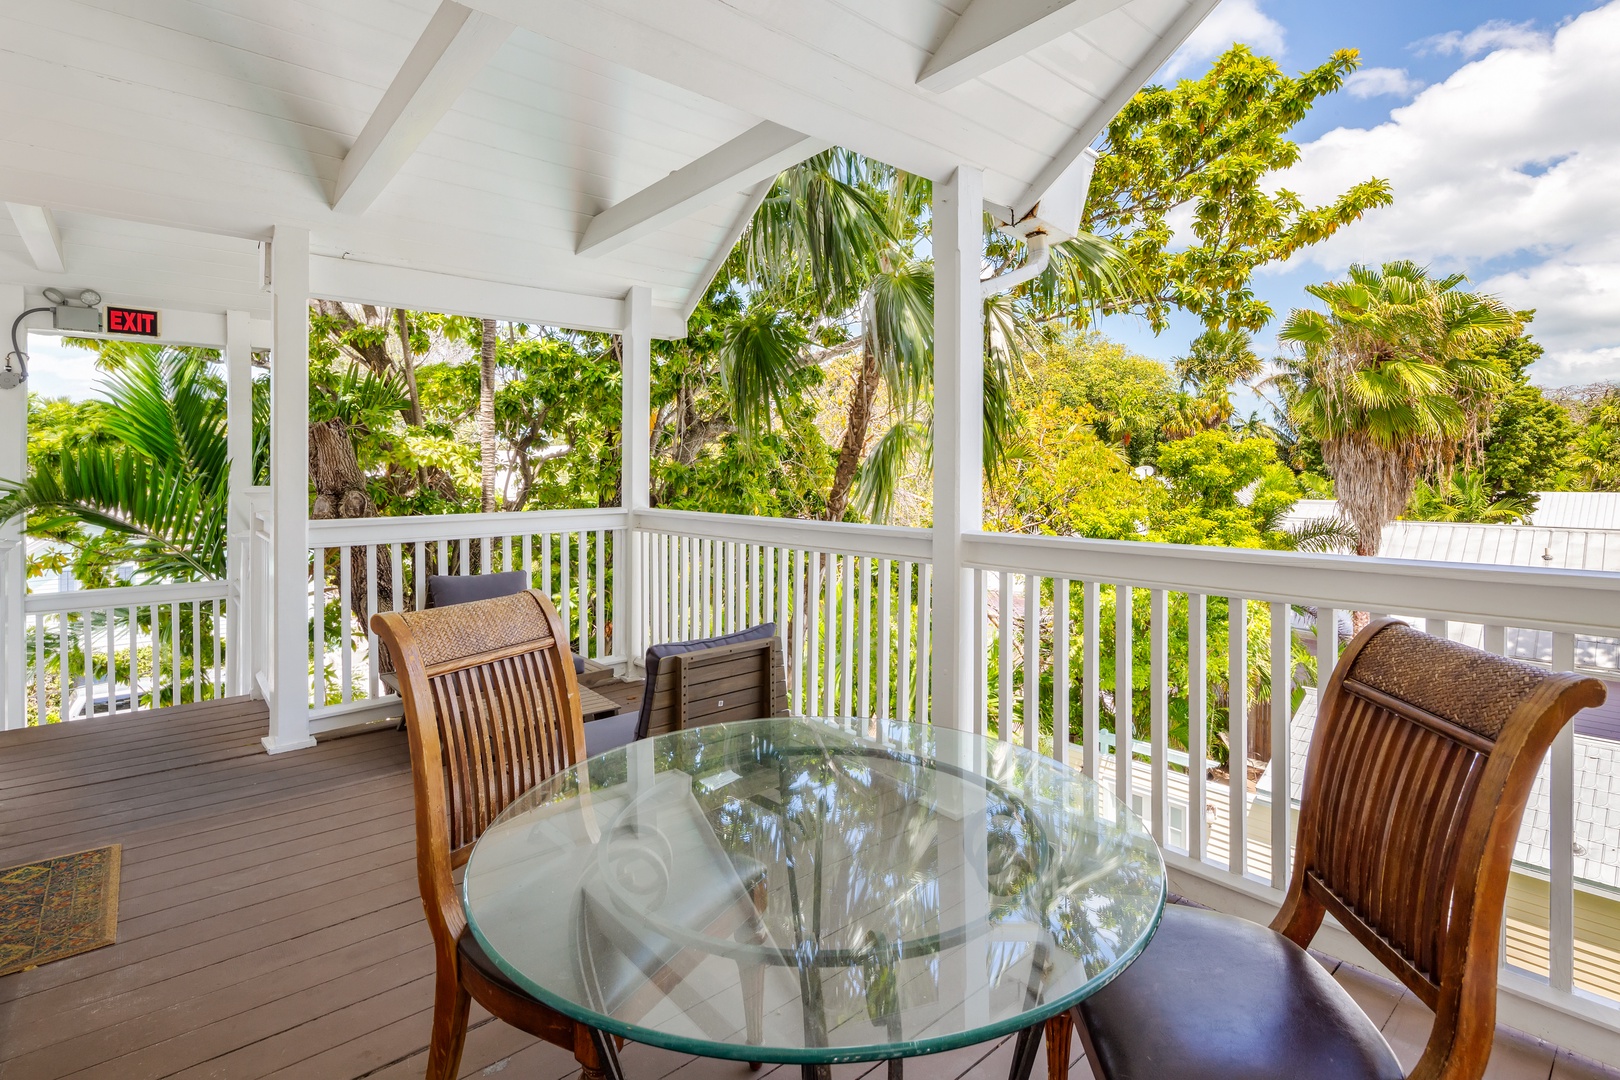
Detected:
[1098,0,1620,405]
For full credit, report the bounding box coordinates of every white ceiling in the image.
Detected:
[0,0,1213,332]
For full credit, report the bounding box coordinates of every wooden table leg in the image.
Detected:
[1044,1013,1074,1080]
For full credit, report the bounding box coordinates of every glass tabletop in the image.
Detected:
[462,717,1165,1066]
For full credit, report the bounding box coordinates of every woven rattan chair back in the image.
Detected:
[1272,619,1604,1076]
[643,637,790,735]
[372,589,584,870]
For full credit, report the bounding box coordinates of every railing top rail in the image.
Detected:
[634,508,933,561]
[23,578,229,614]
[964,531,1620,637]
[307,507,630,546]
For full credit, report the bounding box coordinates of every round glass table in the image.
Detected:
[463,718,1165,1080]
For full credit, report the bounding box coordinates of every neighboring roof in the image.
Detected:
[1280,500,1620,573]
[1258,688,1620,892]
[1532,492,1620,531]
[1380,522,1620,574]
[0,0,1217,332]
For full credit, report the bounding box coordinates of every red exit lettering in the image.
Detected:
[107,306,159,337]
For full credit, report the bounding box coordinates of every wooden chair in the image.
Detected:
[1048,618,1605,1080]
[585,624,790,755]
[371,589,616,1080]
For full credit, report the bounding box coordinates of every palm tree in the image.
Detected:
[0,346,240,582]
[720,149,1131,524]
[1406,471,1534,524]
[1272,261,1516,556]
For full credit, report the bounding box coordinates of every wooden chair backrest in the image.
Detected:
[644,637,790,736]
[371,589,585,948]
[1274,619,1604,1077]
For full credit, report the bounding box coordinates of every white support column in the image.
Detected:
[618,285,652,670]
[0,284,29,729]
[264,228,317,754]
[930,166,985,730]
[224,309,253,697]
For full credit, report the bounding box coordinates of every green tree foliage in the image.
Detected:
[1,346,251,583]
[1085,45,1394,332]
[1477,330,1573,506]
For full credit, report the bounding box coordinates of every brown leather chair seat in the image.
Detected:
[1075,905,1403,1080]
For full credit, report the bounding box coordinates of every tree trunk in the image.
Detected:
[479,318,498,514]
[309,418,393,622]
[396,308,423,427]
[825,342,882,521]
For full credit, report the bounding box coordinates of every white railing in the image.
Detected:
[959,530,1620,1055]
[635,510,935,722]
[305,508,628,724]
[22,579,230,723]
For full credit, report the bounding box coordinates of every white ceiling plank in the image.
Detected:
[683,181,773,321]
[6,203,66,273]
[918,0,1133,93]
[331,1,514,214]
[1012,0,1222,222]
[578,122,828,259]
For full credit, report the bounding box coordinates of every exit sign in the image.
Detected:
[107,306,160,337]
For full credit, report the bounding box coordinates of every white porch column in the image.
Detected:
[618,285,652,669]
[223,308,253,697]
[930,166,985,731]
[0,284,29,729]
[264,228,316,753]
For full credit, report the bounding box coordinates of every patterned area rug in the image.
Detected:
[0,845,122,977]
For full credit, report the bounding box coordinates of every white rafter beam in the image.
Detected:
[6,203,65,273]
[1012,0,1222,221]
[578,121,829,259]
[918,0,1133,92]
[332,1,512,214]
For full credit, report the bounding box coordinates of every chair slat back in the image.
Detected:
[643,638,789,735]
[373,590,585,866]
[1284,620,1603,1023]
[671,638,790,730]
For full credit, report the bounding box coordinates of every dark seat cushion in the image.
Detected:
[583,712,640,758]
[1076,905,1403,1080]
[635,622,777,740]
[427,571,586,674]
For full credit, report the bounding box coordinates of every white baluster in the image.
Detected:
[1024,574,1041,752]
[1276,602,1301,889]
[915,565,931,726]
[1083,581,1099,782]
[1187,593,1208,862]
[1115,585,1133,810]
[1149,589,1168,843]
[1227,596,1248,876]
[998,572,1011,742]
[1550,630,1578,992]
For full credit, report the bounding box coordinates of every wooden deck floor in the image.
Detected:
[0,698,1615,1080]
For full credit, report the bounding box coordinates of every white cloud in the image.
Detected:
[1162,0,1286,80]
[1344,67,1424,100]
[1417,19,1548,59]
[1275,4,1620,385]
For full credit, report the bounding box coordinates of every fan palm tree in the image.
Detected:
[1406,470,1534,524]
[1272,261,1516,556]
[0,346,239,582]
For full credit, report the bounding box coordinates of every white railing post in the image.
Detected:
[264,227,316,753]
[0,283,28,729]
[224,308,253,697]
[929,164,984,730]
[619,285,652,672]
